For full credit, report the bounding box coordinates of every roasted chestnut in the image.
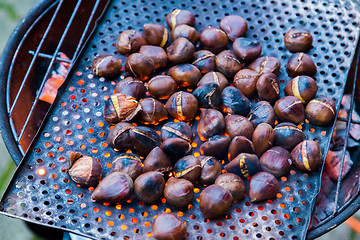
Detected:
[152,212,187,240]
[116,30,147,54]
[161,138,192,162]
[164,177,194,209]
[167,37,195,64]
[247,101,276,128]
[233,69,260,97]
[111,153,143,181]
[130,126,161,156]
[166,91,198,122]
[171,24,199,45]
[286,52,317,77]
[252,123,275,157]
[147,75,178,100]
[169,64,201,88]
[199,185,233,219]
[225,114,254,139]
[161,121,193,142]
[224,153,261,178]
[92,55,122,78]
[138,98,168,124]
[216,50,242,78]
[200,27,229,54]
[221,86,251,116]
[284,28,313,53]
[197,109,225,140]
[200,135,231,159]
[232,38,262,63]
[193,83,221,110]
[143,23,168,47]
[173,155,201,183]
[305,97,336,126]
[125,53,155,81]
[219,15,247,41]
[249,172,279,202]
[115,76,145,100]
[92,172,133,204]
[248,56,281,75]
[197,71,229,91]
[274,96,305,125]
[139,45,168,69]
[107,122,134,150]
[134,171,165,204]
[215,173,245,201]
[228,136,255,161]
[256,73,280,103]
[284,75,318,103]
[166,9,195,30]
[274,122,305,151]
[291,140,322,172]
[199,156,222,185]
[260,146,291,177]
[68,152,102,187]
[104,93,140,125]
[143,147,172,173]
[192,50,216,74]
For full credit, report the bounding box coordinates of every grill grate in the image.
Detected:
[1,0,360,239]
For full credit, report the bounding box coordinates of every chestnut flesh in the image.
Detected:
[68,152,102,187]
[215,173,245,201]
[249,172,280,202]
[291,140,322,172]
[166,91,198,122]
[103,93,140,125]
[134,171,165,204]
[199,185,233,219]
[164,177,194,209]
[111,153,142,181]
[284,75,318,103]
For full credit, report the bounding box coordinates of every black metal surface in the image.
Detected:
[0,0,359,239]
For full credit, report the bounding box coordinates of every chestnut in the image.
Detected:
[143,147,172,173]
[200,27,229,54]
[143,23,168,47]
[134,171,165,204]
[274,122,305,151]
[284,28,313,53]
[216,50,242,78]
[247,101,276,128]
[139,45,168,69]
[166,91,198,122]
[215,173,245,201]
[107,122,134,150]
[219,15,247,41]
[92,55,122,78]
[197,109,225,140]
[92,172,133,204]
[224,153,261,178]
[147,75,178,100]
[152,212,187,240]
[233,69,260,97]
[221,86,251,116]
[274,96,305,125]
[166,9,195,30]
[228,136,255,161]
[169,64,201,88]
[200,135,231,159]
[192,50,216,74]
[305,97,336,126]
[164,177,194,209]
[130,126,161,156]
[286,52,317,77]
[248,56,281,75]
[232,38,262,63]
[284,75,318,103]
[171,24,199,45]
[173,155,201,183]
[104,93,140,125]
[252,123,275,157]
[111,153,143,181]
[199,185,233,219]
[68,152,102,187]
[193,83,221,110]
[225,114,254,139]
[116,30,147,54]
[125,53,155,81]
[256,73,280,103]
[167,38,195,64]
[161,121,193,142]
[161,138,192,162]
[291,140,322,172]
[115,76,145,100]
[199,156,222,185]
[260,146,291,177]
[197,71,229,91]
[249,172,279,202]
[138,98,168,124]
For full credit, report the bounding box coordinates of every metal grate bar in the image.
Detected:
[28,51,72,63]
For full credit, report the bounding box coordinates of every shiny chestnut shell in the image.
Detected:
[68,153,102,187]
[216,50,242,78]
[225,114,254,139]
[143,23,168,47]
[125,53,155,81]
[305,97,336,126]
[233,69,260,97]
[104,93,140,125]
[137,98,168,125]
[274,122,305,151]
[115,77,145,100]
[152,212,187,240]
[219,15,247,41]
[161,121,193,142]
[284,28,313,53]
[171,24,199,45]
[92,55,122,78]
[228,136,255,161]
[200,27,229,54]
[284,76,318,103]
[248,101,276,128]
[200,135,231,159]
[215,173,245,201]
[249,56,281,75]
[232,38,262,63]
[193,83,222,110]
[192,50,216,74]
[147,75,178,100]
[130,126,161,156]
[249,172,280,202]
[173,155,201,183]
[169,64,201,88]
[260,146,291,177]
[197,71,229,91]
[252,123,275,157]
[286,52,317,77]
[291,140,322,172]
[199,185,233,219]
[107,122,134,150]
[164,177,194,209]
[165,91,198,122]
[111,153,143,181]
[116,30,147,54]
[139,45,168,69]
[167,37,195,64]
[199,156,222,185]
[224,153,261,178]
[256,73,280,103]
[143,147,172,173]
[134,171,165,204]
[161,138,192,163]
[166,9,196,30]
[274,96,305,125]
[197,109,225,140]
[221,86,251,116]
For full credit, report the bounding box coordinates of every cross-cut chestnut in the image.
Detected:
[305,97,336,126]
[111,153,143,181]
[274,122,305,151]
[197,71,229,91]
[116,30,147,54]
[249,56,281,75]
[68,152,102,187]
[286,52,317,77]
[130,126,161,157]
[173,155,201,184]
[199,156,222,185]
[166,9,195,30]
[161,121,193,142]
[228,136,255,161]
[274,96,305,125]
[284,75,318,103]
[247,101,276,128]
[104,93,140,125]
[256,73,280,103]
[216,50,242,78]
[193,50,216,74]
[284,28,313,53]
[143,23,168,47]
[291,140,322,172]
[125,53,155,81]
[193,83,221,110]
[165,91,198,122]
[138,98,168,125]
[233,69,260,97]
[224,153,261,178]
[115,76,145,100]
[161,138,192,162]
[107,122,134,150]
[225,114,254,139]
[92,55,122,78]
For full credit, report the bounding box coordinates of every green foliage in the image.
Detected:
[0,2,20,20]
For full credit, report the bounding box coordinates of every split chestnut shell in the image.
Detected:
[68,152,102,187]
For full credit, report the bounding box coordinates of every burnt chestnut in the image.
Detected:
[193,83,221,110]
[111,153,143,181]
[199,156,222,185]
[252,123,275,157]
[249,172,280,202]
[200,135,231,159]
[164,177,194,209]
[169,64,201,88]
[197,71,229,91]
[171,24,199,45]
[233,69,260,97]
[200,27,229,54]
[166,91,198,122]
[116,30,147,54]
[104,93,140,125]
[152,212,187,240]
[284,28,313,53]
[248,101,276,128]
[92,55,122,78]
[221,86,251,116]
[139,45,168,69]
[161,121,193,142]
[233,38,262,63]
[274,96,305,125]
[167,38,195,64]
[138,98,168,125]
[147,75,178,100]
[166,9,195,30]
[260,146,291,177]
[224,153,261,178]
[256,73,280,103]
[274,122,305,151]
[199,185,233,219]
[228,136,255,161]
[249,56,281,75]
[143,147,172,173]
[173,155,201,183]
[143,23,168,47]
[225,114,254,139]
[107,122,134,150]
[284,76,318,103]
[68,152,102,187]
[92,172,133,204]
[291,140,322,172]
[286,52,317,77]
[216,50,242,78]
[125,53,155,81]
[305,97,336,126]
[197,109,225,140]
[130,126,161,156]
[134,171,165,204]
[115,77,145,100]
[219,15,247,41]
[215,173,245,201]
[161,138,192,162]
[192,50,216,74]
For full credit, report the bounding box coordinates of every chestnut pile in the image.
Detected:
[67,9,336,240]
